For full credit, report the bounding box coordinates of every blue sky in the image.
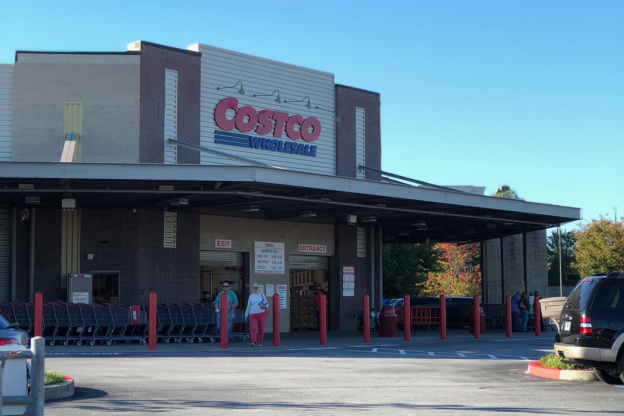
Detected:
[2,1,622,232]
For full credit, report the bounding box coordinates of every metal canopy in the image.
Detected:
[0,162,581,244]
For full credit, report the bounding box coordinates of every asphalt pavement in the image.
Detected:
[42,328,624,416]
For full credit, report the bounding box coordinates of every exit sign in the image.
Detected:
[215,239,232,249]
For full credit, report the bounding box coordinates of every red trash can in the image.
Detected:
[469,307,486,334]
[379,306,398,337]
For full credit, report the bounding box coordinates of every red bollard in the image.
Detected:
[34,292,42,338]
[148,292,156,350]
[440,294,446,340]
[534,296,541,337]
[472,295,480,339]
[319,293,327,345]
[403,294,410,341]
[363,294,370,343]
[505,295,512,338]
[220,292,228,349]
[272,294,280,347]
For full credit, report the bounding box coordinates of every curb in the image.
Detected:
[526,361,596,381]
[44,376,75,401]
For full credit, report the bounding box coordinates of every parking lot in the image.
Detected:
[42,330,623,416]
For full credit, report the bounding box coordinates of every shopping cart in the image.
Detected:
[191,303,216,343]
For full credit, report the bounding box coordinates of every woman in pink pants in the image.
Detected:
[245,284,269,347]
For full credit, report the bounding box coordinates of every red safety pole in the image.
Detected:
[220,292,228,349]
[363,291,370,343]
[534,295,541,337]
[319,293,327,345]
[472,295,480,339]
[505,295,512,338]
[148,292,156,351]
[272,294,280,347]
[440,294,447,340]
[403,294,410,341]
[34,292,42,338]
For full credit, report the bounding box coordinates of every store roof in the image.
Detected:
[0,162,581,244]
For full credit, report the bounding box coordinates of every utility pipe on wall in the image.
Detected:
[29,207,35,302]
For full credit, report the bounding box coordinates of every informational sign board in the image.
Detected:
[130,305,141,325]
[72,292,90,304]
[254,241,285,274]
[276,284,287,309]
[266,284,275,297]
[342,266,355,297]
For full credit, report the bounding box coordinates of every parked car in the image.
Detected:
[554,271,624,384]
[0,312,28,347]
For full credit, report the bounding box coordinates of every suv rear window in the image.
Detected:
[565,278,599,310]
[591,280,624,312]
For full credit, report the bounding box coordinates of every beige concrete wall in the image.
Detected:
[201,215,334,333]
[13,53,140,162]
[482,230,548,304]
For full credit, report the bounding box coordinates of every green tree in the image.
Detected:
[382,243,441,297]
[492,185,521,200]
[547,229,579,285]
[572,217,624,276]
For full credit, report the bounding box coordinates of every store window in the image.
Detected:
[92,272,120,304]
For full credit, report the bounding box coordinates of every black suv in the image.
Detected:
[554,271,624,384]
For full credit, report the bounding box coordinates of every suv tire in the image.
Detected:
[593,368,622,385]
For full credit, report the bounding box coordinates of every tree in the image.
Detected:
[421,243,481,296]
[547,229,579,285]
[382,243,441,298]
[572,217,624,276]
[492,185,521,200]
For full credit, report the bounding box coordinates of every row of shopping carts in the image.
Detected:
[0,301,248,346]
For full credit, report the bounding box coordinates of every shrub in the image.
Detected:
[538,353,587,370]
[44,371,65,386]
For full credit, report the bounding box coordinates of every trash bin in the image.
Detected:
[468,307,486,334]
[378,305,398,337]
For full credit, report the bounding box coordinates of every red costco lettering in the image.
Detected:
[214,97,321,143]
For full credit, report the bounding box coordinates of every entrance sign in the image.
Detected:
[298,244,326,253]
[254,241,285,274]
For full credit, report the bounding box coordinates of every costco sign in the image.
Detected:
[213,97,321,157]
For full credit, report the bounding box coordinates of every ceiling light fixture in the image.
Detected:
[25,196,40,205]
[360,216,376,223]
[300,211,316,218]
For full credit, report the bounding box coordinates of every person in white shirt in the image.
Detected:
[245,283,269,347]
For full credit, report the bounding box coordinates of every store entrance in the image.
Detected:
[289,255,329,331]
[200,267,242,304]
[199,250,246,304]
